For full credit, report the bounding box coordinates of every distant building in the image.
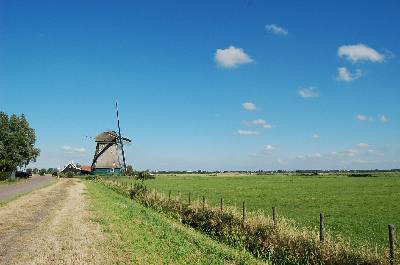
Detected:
[80,165,92,174]
[61,162,81,174]
[61,163,92,174]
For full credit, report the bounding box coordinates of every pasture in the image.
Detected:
[126,173,400,249]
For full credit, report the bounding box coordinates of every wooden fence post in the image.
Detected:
[220,198,223,212]
[320,213,324,243]
[178,191,181,211]
[202,196,205,210]
[242,201,245,227]
[272,207,277,227]
[188,192,191,205]
[168,190,171,201]
[389,224,396,265]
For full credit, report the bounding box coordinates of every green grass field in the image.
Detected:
[86,181,266,264]
[123,173,400,249]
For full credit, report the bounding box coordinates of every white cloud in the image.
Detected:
[357,143,369,148]
[379,115,388,123]
[62,146,87,154]
[356,114,369,121]
[356,114,388,123]
[237,130,259,136]
[354,159,368,164]
[337,67,363,82]
[276,158,287,165]
[338,44,384,63]
[312,133,320,139]
[298,87,319,98]
[309,153,323,158]
[215,46,254,68]
[242,102,257,111]
[265,24,288,36]
[252,119,273,129]
[252,119,266,125]
[367,149,384,156]
[264,144,276,153]
[343,149,358,157]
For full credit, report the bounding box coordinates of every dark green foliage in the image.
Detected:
[0,171,10,180]
[0,112,40,174]
[125,165,134,176]
[136,170,155,181]
[39,168,46,176]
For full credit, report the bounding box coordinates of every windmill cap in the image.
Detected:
[95,130,131,143]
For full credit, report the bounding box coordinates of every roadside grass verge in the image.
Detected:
[0,177,25,185]
[86,180,266,265]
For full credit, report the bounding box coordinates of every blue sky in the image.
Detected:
[1,0,399,170]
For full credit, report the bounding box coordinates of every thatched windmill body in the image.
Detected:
[91,131,131,174]
[91,102,131,174]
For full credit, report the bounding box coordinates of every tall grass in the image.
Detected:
[97,178,396,265]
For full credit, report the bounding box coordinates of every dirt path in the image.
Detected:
[0,179,112,265]
[0,175,54,202]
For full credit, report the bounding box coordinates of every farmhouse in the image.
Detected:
[61,163,92,174]
[61,162,81,174]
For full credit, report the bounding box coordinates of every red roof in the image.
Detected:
[80,165,92,172]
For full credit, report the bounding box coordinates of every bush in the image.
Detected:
[136,170,155,181]
[0,171,10,180]
[125,165,135,176]
[66,171,74,178]
[39,168,46,176]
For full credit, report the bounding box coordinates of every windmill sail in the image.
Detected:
[116,100,127,174]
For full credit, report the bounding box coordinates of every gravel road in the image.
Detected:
[0,179,112,265]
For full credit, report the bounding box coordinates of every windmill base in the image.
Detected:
[92,168,123,175]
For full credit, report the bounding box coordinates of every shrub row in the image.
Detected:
[97,179,391,265]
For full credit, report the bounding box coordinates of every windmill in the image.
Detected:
[90,101,132,175]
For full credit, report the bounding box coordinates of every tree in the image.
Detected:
[33,168,39,174]
[0,112,40,175]
[125,165,134,176]
[39,168,46,176]
[136,170,155,181]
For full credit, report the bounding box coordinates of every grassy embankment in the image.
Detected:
[116,173,400,249]
[86,180,266,265]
